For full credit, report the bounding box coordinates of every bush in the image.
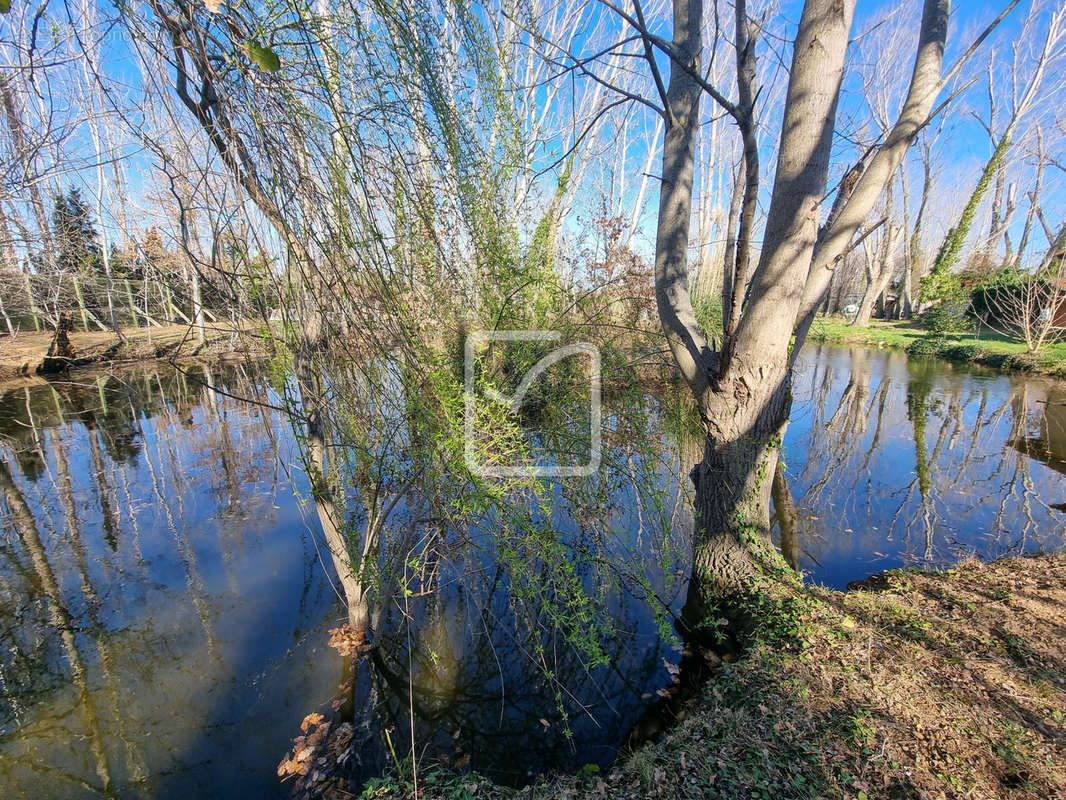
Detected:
[692,291,723,346]
[905,337,941,357]
[939,343,982,361]
[918,303,971,337]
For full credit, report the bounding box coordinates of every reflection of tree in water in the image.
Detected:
[343,548,678,786]
[287,362,697,786]
[0,360,698,793]
[0,457,114,794]
[990,382,1058,549]
[789,347,1066,577]
[0,364,332,797]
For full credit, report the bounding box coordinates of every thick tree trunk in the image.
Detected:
[653,0,851,610]
[688,373,793,601]
[688,0,851,601]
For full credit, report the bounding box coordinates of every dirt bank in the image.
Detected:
[0,322,258,382]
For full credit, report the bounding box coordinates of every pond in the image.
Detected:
[0,344,1063,797]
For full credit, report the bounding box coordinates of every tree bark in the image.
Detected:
[720,157,744,333]
[657,0,854,601]
[653,0,713,401]
[854,223,902,327]
[296,339,377,636]
[0,75,53,257]
[793,0,950,356]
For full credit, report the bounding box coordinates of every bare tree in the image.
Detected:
[580,0,1017,604]
[928,1,1065,282]
[980,222,1066,351]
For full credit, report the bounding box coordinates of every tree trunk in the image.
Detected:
[653,0,713,400]
[0,290,13,336]
[693,0,852,594]
[792,0,951,355]
[0,75,53,257]
[653,0,852,608]
[690,381,792,599]
[23,272,40,331]
[294,323,377,637]
[720,157,745,332]
[854,224,901,326]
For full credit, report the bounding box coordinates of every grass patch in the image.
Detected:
[808,317,1066,377]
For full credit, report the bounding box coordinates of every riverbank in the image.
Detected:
[319,555,1066,800]
[0,322,255,381]
[808,317,1066,378]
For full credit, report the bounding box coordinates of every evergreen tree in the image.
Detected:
[51,188,102,274]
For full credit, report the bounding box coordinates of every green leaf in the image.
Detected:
[246,41,280,73]
[0,0,12,14]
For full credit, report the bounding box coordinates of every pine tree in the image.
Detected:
[51,188,102,274]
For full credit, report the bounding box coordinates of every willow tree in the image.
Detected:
[119,0,523,635]
[120,0,626,644]
[610,0,1017,606]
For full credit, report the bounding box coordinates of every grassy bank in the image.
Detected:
[808,318,1066,378]
[0,322,255,381]
[317,555,1066,800]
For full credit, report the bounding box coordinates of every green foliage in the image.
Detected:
[918,134,1011,314]
[905,336,941,357]
[50,188,102,275]
[526,155,572,287]
[359,765,481,800]
[691,290,724,347]
[938,343,981,361]
[930,134,1011,278]
[246,40,281,72]
[917,303,969,338]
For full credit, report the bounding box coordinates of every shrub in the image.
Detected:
[939,343,982,361]
[918,303,971,337]
[692,291,723,347]
[905,337,941,357]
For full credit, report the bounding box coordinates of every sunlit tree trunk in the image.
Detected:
[655,0,854,603]
[0,74,53,257]
[854,220,903,327]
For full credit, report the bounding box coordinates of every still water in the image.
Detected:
[0,345,1063,797]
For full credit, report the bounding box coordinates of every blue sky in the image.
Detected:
[3,0,1061,272]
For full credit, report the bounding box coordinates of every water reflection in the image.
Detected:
[0,364,695,796]
[0,367,342,798]
[0,346,1064,797]
[782,345,1066,587]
